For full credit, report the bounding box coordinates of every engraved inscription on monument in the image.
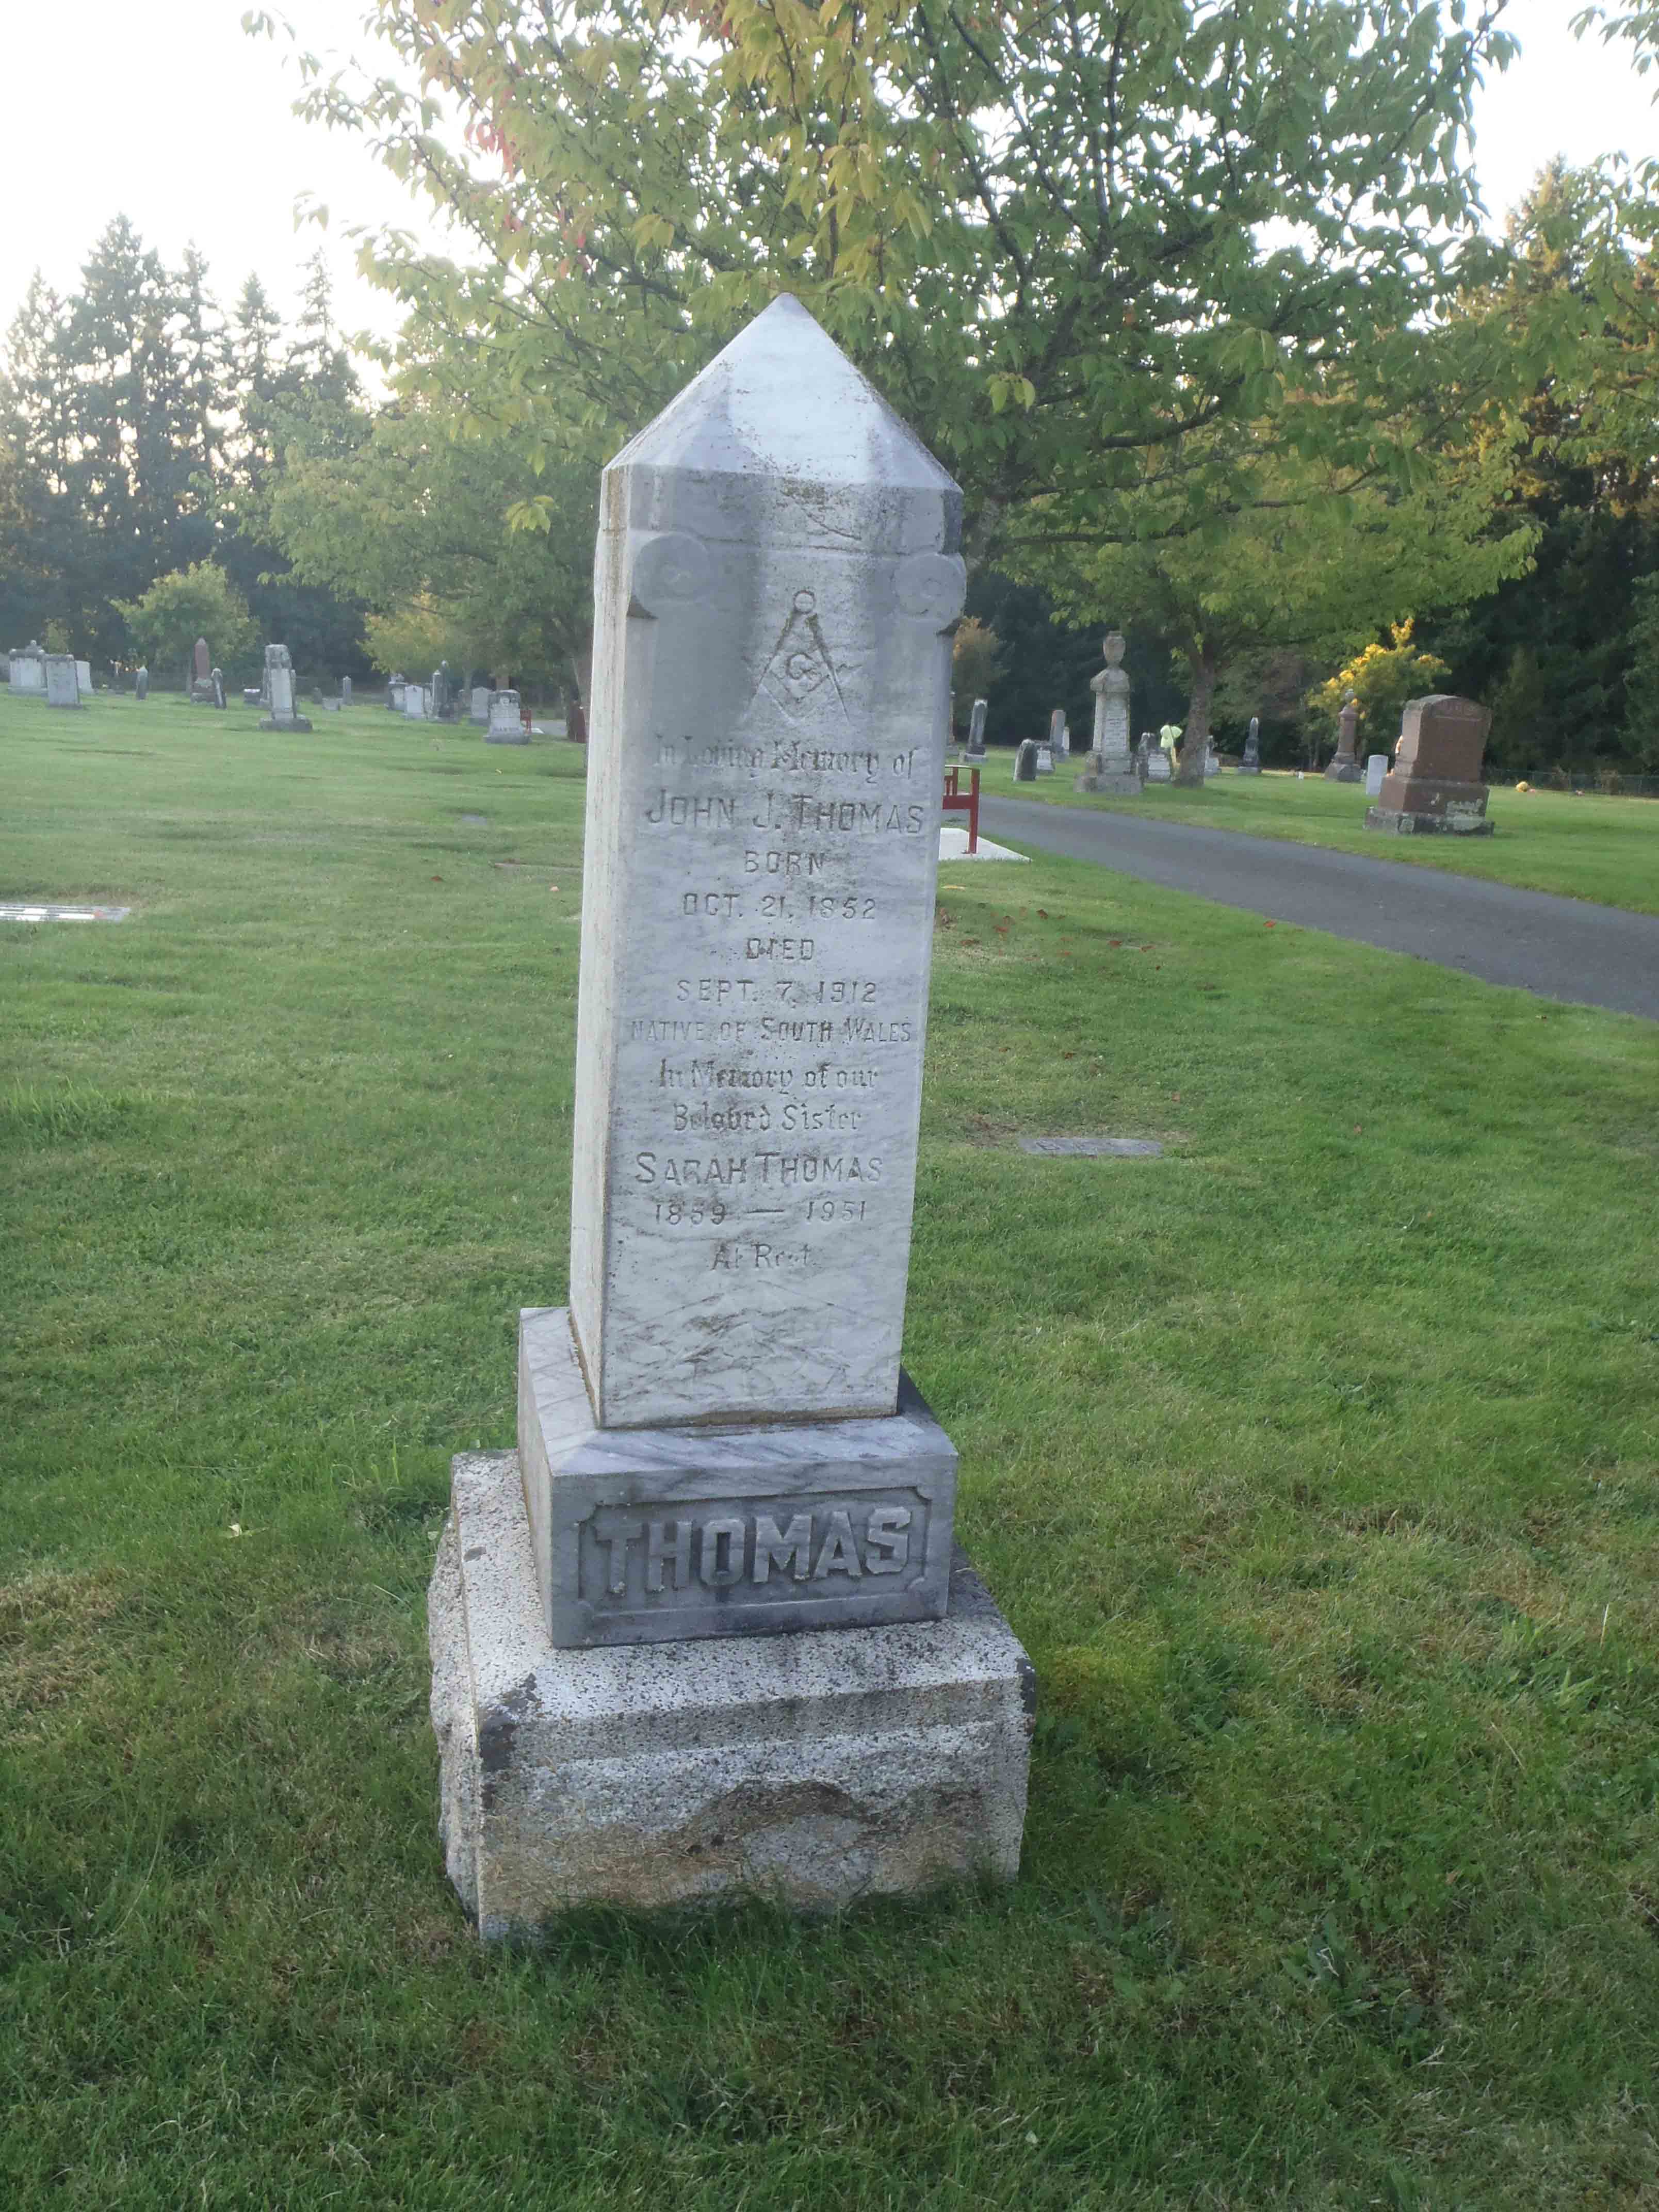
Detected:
[568,296,966,1432]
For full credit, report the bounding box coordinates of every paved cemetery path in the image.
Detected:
[980,797,1659,1021]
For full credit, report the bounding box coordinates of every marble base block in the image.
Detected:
[1323,759,1363,783]
[430,1447,1033,1935]
[518,1306,956,1647]
[260,713,314,733]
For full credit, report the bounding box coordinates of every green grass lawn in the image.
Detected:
[5,688,1658,2209]
[986,756,1659,916]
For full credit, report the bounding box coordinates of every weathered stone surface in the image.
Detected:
[1017,1136,1163,1158]
[9,644,46,693]
[1238,716,1261,773]
[471,685,491,726]
[1075,635,1140,793]
[486,690,527,744]
[1144,746,1173,783]
[517,1305,955,1647]
[259,648,313,733]
[568,294,964,1432]
[1034,741,1053,775]
[430,1447,1033,1934]
[404,683,428,721]
[1365,753,1388,798]
[76,658,93,700]
[1365,694,1493,836]
[1014,738,1039,780]
[388,677,406,711]
[45,655,80,708]
[1325,694,1362,782]
[135,667,149,701]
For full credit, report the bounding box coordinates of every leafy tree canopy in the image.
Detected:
[266,0,1522,573]
[115,561,263,678]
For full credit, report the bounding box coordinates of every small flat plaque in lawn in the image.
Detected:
[1,902,131,924]
[1018,1135,1163,1158]
[459,812,489,825]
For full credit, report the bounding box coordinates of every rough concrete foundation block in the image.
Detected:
[430,1448,1034,1937]
[1364,805,1495,837]
[1073,767,1140,795]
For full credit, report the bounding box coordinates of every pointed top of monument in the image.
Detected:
[612,294,958,495]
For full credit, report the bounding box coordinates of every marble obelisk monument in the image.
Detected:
[429,296,1033,1938]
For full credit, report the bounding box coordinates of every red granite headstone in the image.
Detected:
[1365,694,1493,836]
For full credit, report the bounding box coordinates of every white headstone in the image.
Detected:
[44,654,80,708]
[1035,742,1054,773]
[471,685,491,726]
[12,644,46,693]
[1365,752,1388,798]
[404,684,427,721]
[75,659,93,699]
[967,697,987,750]
[486,689,527,743]
[568,292,965,1430]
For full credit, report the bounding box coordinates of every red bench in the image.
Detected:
[941,764,981,855]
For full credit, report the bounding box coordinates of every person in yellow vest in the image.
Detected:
[1158,721,1182,759]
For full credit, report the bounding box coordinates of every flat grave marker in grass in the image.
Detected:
[1018,1135,1163,1158]
[1,901,130,923]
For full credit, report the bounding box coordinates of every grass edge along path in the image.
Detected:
[975,757,1659,917]
[3,690,1658,2209]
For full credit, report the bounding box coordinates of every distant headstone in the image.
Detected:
[211,667,226,710]
[388,675,406,712]
[1035,741,1054,773]
[76,658,93,700]
[485,689,528,744]
[1239,716,1262,773]
[45,654,81,708]
[1325,693,1363,782]
[242,688,262,706]
[258,644,313,733]
[1145,744,1173,783]
[340,675,352,704]
[1364,752,1388,799]
[428,295,1031,1934]
[135,666,149,701]
[1059,718,1070,757]
[470,685,490,726]
[1204,744,1221,777]
[403,682,427,722]
[1367,695,1494,836]
[9,642,47,694]
[1075,631,1140,794]
[1048,707,1065,752]
[189,636,216,706]
[966,697,987,756]
[1014,737,1039,780]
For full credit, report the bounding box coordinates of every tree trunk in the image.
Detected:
[1173,646,1216,786]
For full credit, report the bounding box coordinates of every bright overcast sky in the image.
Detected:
[0,0,1653,365]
